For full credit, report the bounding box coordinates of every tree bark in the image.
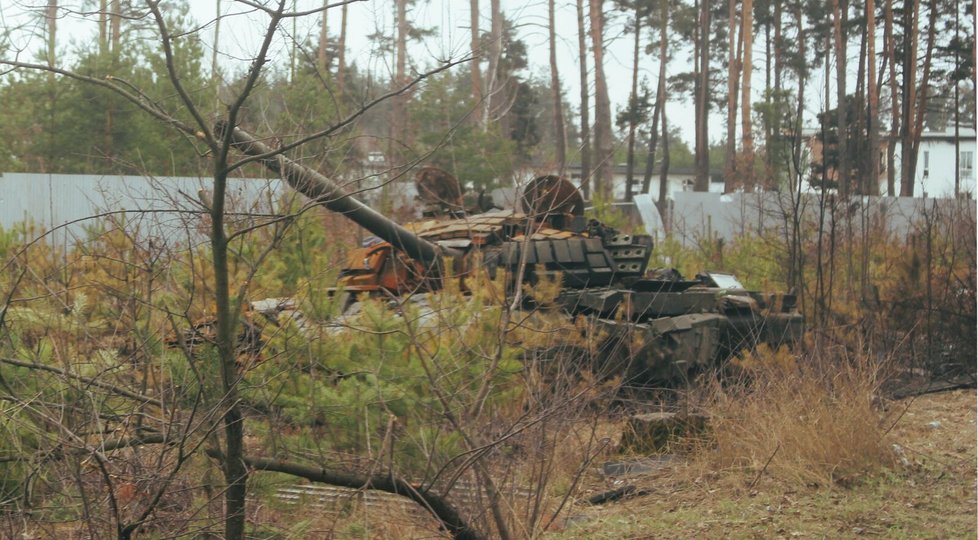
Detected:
[46,1,57,70]
[645,0,669,200]
[867,0,881,195]
[885,0,899,196]
[831,0,849,197]
[110,0,120,52]
[549,0,567,173]
[725,0,740,193]
[471,0,483,116]
[741,0,754,187]
[99,0,107,56]
[576,0,592,198]
[792,1,808,194]
[589,0,614,199]
[694,0,711,192]
[659,100,670,213]
[899,0,919,196]
[391,0,408,166]
[907,0,939,196]
[318,0,328,73]
[212,161,247,540]
[337,3,348,94]
[774,0,783,94]
[624,4,642,202]
[212,0,221,111]
[485,0,502,126]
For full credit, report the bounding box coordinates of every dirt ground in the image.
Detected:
[550,388,977,539]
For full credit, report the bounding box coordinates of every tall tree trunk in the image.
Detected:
[549,0,567,173]
[212,0,221,111]
[484,0,502,126]
[318,0,328,73]
[46,1,57,68]
[624,4,642,202]
[854,13,868,193]
[907,0,939,195]
[725,0,740,193]
[289,0,297,82]
[397,0,408,88]
[765,4,771,92]
[107,0,120,164]
[110,0,120,52]
[391,0,408,167]
[741,0,755,187]
[645,88,662,196]
[899,0,920,196]
[774,0,783,93]
[99,0,107,56]
[589,0,614,199]
[659,100,671,216]
[831,0,849,197]
[646,0,669,200]
[867,0,881,195]
[209,163,247,540]
[576,0,592,198]
[694,0,711,192]
[792,1,807,194]
[885,0,899,196]
[470,0,483,116]
[337,3,348,94]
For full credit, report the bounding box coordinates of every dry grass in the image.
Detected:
[547,386,975,539]
[701,346,895,487]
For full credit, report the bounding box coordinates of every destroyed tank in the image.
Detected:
[216,123,804,383]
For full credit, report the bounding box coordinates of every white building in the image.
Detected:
[805,126,976,198]
[903,127,976,197]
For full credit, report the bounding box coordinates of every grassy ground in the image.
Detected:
[548,389,977,539]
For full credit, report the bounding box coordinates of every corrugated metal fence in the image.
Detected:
[1,172,972,248]
[0,172,286,247]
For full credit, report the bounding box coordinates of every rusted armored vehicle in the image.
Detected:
[212,123,803,383]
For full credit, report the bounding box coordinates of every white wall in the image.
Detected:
[905,129,977,197]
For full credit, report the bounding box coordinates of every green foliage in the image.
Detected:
[409,71,518,190]
[754,88,797,188]
[588,192,634,233]
[247,281,526,472]
[0,5,210,176]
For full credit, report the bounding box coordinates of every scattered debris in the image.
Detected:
[587,485,650,505]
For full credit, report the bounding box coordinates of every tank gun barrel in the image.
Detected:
[216,122,458,267]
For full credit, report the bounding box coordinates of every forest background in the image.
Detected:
[0,1,974,538]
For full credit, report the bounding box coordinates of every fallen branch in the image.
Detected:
[205,449,482,540]
[748,442,781,490]
[587,485,649,505]
[889,380,976,400]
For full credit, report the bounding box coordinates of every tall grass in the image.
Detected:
[702,346,894,487]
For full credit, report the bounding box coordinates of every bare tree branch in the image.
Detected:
[205,449,483,540]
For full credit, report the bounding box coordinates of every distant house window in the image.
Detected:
[923,151,929,178]
[962,151,974,178]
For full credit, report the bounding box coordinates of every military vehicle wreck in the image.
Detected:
[196,122,803,384]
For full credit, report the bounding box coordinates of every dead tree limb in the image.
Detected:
[205,449,483,540]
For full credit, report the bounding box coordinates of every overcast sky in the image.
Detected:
[2,0,834,146]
